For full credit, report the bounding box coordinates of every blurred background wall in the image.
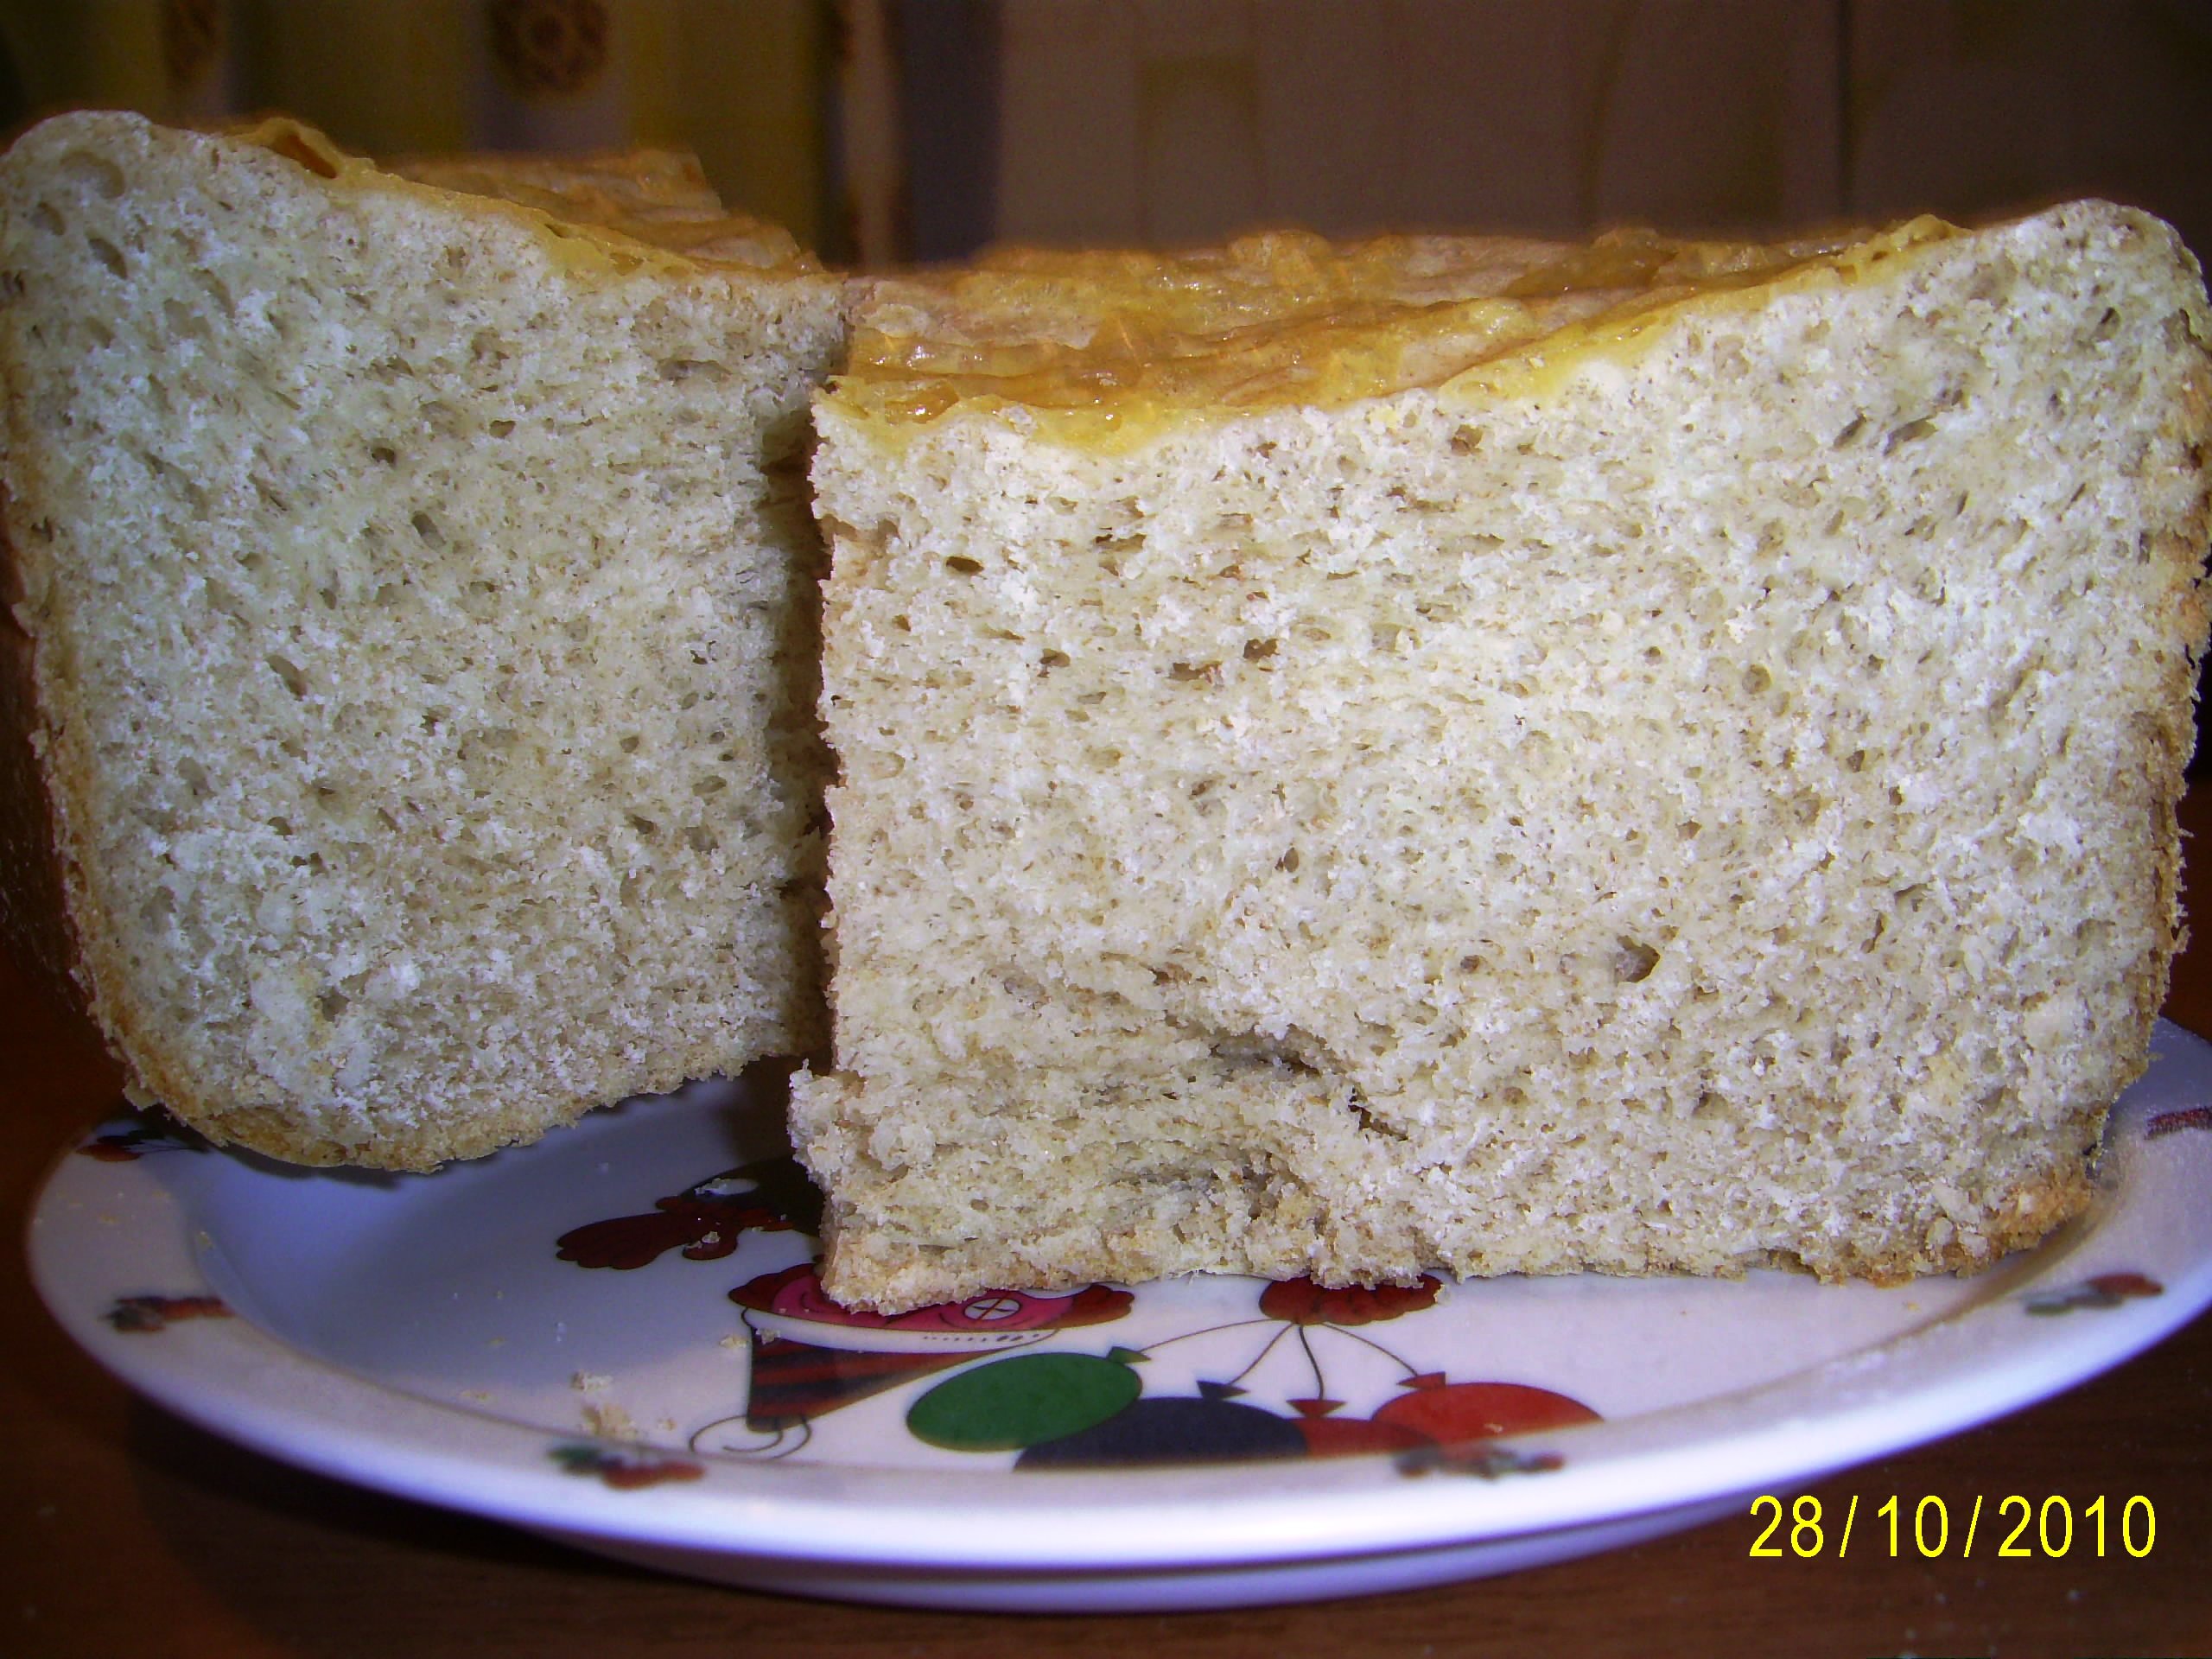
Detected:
[1,0,2206,270]
[980,1,2212,260]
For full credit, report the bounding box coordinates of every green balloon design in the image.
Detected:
[907,1351,1143,1452]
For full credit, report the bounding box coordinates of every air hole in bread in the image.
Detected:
[264,654,308,697]
[53,145,126,200]
[944,555,982,575]
[160,296,212,343]
[1094,531,1142,574]
[1884,416,1938,452]
[192,268,234,316]
[1344,1089,1409,1141]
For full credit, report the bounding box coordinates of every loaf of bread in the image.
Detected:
[795,204,2212,1312]
[0,111,847,1168]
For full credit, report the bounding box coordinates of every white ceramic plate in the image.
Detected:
[29,1023,2212,1612]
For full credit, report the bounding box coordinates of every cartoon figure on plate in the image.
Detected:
[898,1274,1599,1472]
[555,1156,1599,1470]
[554,1154,1134,1458]
[703,1264,1133,1458]
[554,1156,823,1269]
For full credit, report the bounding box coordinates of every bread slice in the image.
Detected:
[0,111,848,1168]
[796,204,2212,1312]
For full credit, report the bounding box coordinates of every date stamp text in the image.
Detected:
[1748,1493,2156,1560]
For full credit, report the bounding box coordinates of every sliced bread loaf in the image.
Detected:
[796,205,2212,1312]
[0,112,848,1167]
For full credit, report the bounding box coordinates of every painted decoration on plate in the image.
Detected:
[70,1077,2205,1479]
[550,1443,706,1490]
[104,1293,232,1332]
[2023,1272,2164,1316]
[75,1105,211,1162]
[556,1155,1602,1472]
[2145,1105,2212,1138]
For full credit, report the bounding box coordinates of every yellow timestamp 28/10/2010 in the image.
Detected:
[1747,1493,2155,1560]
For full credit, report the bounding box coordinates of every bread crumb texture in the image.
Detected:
[799,203,2212,1312]
[0,112,847,1168]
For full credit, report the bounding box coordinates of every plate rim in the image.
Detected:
[28,1021,2212,1577]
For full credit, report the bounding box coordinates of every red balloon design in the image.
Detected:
[1370,1378,1601,1445]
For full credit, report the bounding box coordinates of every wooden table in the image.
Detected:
[8,801,2212,1659]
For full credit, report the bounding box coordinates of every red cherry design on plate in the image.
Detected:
[1370,1376,1601,1445]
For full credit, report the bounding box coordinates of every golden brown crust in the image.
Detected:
[381,145,814,271]
[0,486,85,1007]
[1789,1157,2105,1287]
[205,116,827,283]
[3,464,204,1121]
[831,218,1959,451]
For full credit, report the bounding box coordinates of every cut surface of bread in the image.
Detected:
[0,111,848,1168]
[797,205,2212,1313]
